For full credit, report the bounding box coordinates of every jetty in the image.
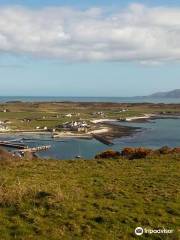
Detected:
[0,141,28,149]
[14,145,51,153]
[0,139,51,154]
[92,134,113,145]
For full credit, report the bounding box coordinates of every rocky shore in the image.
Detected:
[94,122,140,141]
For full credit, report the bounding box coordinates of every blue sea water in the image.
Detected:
[0,96,179,104]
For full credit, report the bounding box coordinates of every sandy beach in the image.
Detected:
[91,119,117,124]
[125,114,155,122]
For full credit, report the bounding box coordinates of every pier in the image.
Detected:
[92,134,114,145]
[0,139,51,154]
[0,141,28,149]
[15,145,51,153]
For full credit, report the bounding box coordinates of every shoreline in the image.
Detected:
[0,114,179,141]
[124,114,155,122]
[90,119,117,124]
[0,123,139,142]
[90,114,155,124]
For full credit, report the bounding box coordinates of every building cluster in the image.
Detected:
[0,121,10,132]
[65,113,80,118]
[61,121,89,132]
[92,111,105,117]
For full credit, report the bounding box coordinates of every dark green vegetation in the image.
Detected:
[0,101,180,131]
[95,146,180,160]
[0,154,179,239]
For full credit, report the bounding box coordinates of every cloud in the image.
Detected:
[0,3,180,63]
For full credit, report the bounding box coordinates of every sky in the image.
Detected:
[0,0,180,97]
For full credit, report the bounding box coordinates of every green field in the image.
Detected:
[0,154,179,240]
[0,102,180,131]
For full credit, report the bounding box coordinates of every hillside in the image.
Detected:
[148,89,180,98]
[0,154,179,239]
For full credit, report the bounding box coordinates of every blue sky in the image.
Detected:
[0,0,180,8]
[0,0,179,96]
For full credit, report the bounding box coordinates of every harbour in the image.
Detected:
[0,117,179,160]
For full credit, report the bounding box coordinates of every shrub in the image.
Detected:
[158,146,172,154]
[171,147,180,154]
[95,146,180,160]
[121,147,152,159]
[95,150,121,159]
[121,147,135,157]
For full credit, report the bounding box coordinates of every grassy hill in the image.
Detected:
[0,155,179,240]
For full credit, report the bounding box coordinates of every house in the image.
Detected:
[119,108,128,113]
[21,118,32,123]
[0,125,9,132]
[65,114,72,118]
[2,109,9,113]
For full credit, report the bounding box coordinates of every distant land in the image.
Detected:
[145,89,180,98]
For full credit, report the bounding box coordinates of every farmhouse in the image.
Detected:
[65,113,72,117]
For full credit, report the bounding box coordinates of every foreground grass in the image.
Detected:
[0,155,179,240]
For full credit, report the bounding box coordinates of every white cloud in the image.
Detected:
[0,4,180,63]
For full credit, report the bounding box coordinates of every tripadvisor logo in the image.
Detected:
[135,227,144,236]
[135,227,174,236]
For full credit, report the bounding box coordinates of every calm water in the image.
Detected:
[0,96,179,104]
[1,118,180,159]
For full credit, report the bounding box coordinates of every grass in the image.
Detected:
[0,102,180,131]
[0,154,179,239]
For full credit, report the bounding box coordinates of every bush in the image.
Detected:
[121,147,152,159]
[95,146,180,160]
[171,147,180,154]
[95,150,121,159]
[121,147,135,157]
[158,146,172,154]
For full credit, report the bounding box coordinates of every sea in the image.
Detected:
[0,96,179,104]
[0,96,180,159]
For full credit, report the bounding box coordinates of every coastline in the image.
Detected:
[124,114,155,122]
[90,114,155,124]
[90,119,117,124]
[0,122,139,142]
[96,122,140,140]
[0,112,179,143]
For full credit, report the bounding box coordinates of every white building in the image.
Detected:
[65,114,72,118]
[0,125,9,132]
